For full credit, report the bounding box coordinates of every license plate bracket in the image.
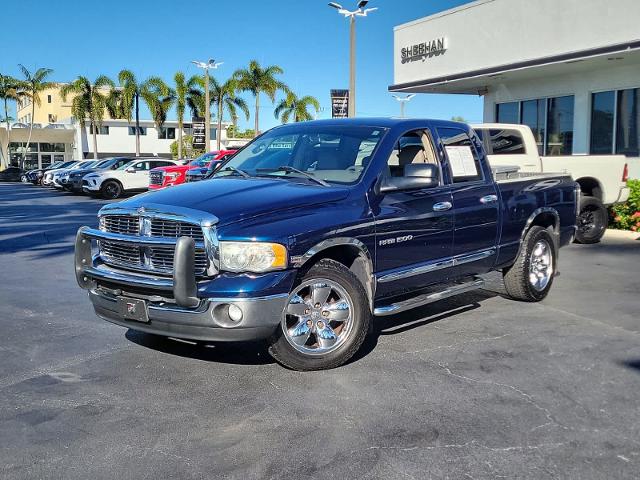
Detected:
[117,297,149,323]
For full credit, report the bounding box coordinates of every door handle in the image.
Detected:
[433,201,452,212]
[479,195,498,204]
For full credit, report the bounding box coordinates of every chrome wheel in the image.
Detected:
[282,278,354,356]
[529,240,553,291]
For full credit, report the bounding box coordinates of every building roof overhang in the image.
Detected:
[389,40,640,95]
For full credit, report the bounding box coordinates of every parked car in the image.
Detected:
[53,160,100,189]
[149,150,237,190]
[473,123,630,244]
[82,158,178,199]
[67,157,136,193]
[75,118,578,370]
[0,167,24,182]
[34,161,76,185]
[23,161,63,184]
[184,150,238,183]
[42,161,81,186]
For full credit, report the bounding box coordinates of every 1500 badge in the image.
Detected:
[379,235,413,246]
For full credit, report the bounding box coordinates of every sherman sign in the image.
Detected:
[401,37,447,63]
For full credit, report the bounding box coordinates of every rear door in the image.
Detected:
[436,126,499,276]
[373,129,454,298]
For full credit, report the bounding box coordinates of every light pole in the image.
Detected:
[191,59,223,151]
[328,1,377,118]
[392,94,416,118]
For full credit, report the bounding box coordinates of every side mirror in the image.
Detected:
[379,163,440,193]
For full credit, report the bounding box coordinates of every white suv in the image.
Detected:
[82,158,177,199]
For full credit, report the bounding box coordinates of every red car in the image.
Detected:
[148,150,237,190]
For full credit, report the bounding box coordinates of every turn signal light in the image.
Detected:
[622,163,629,183]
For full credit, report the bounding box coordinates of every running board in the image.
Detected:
[373,277,485,316]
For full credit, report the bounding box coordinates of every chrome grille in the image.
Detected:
[103,215,140,235]
[100,240,143,268]
[99,215,209,275]
[150,219,204,241]
[149,170,163,186]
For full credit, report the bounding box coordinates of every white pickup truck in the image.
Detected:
[473,123,630,244]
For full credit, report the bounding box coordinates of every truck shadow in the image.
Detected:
[349,289,499,365]
[125,329,275,366]
[126,289,499,368]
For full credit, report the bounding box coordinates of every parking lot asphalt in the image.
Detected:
[1,182,639,480]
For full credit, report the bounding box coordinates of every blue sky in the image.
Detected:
[1,0,481,131]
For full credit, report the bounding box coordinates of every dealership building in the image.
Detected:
[390,0,640,175]
[0,84,234,170]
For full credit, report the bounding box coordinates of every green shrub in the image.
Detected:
[609,179,640,231]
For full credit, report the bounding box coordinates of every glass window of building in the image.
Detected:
[157,127,176,139]
[521,99,545,155]
[590,91,615,154]
[90,125,109,135]
[616,88,640,157]
[546,96,574,156]
[496,102,519,124]
[128,126,147,136]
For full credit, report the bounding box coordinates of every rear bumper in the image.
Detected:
[75,227,295,342]
[615,186,630,204]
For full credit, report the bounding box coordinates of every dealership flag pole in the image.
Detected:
[191,59,223,152]
[329,1,377,118]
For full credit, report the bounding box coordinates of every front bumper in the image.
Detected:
[82,177,102,192]
[75,227,294,342]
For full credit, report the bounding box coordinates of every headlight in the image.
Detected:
[165,172,179,181]
[219,241,287,273]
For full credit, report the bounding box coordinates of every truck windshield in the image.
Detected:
[188,153,215,167]
[213,125,386,185]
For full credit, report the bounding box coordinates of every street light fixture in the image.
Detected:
[391,93,416,118]
[191,59,223,151]
[328,1,377,118]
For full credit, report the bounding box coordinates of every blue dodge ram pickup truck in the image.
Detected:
[75,118,578,370]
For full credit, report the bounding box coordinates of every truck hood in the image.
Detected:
[152,164,192,174]
[116,177,350,226]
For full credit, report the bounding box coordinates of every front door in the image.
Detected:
[372,129,454,299]
[436,126,499,277]
[126,160,152,189]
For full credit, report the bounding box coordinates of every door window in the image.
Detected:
[386,129,440,182]
[132,161,150,171]
[438,127,484,184]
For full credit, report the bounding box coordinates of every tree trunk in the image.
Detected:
[135,91,140,156]
[92,121,98,159]
[177,114,183,159]
[254,94,259,137]
[2,98,10,168]
[23,99,36,169]
[217,101,222,151]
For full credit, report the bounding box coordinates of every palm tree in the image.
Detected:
[17,65,54,168]
[60,75,115,159]
[209,78,249,150]
[233,60,289,136]
[0,74,25,168]
[173,72,202,158]
[274,92,320,124]
[140,77,174,135]
[116,70,178,155]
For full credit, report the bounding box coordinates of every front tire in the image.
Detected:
[503,226,556,302]
[101,180,123,199]
[575,196,607,244]
[268,259,371,371]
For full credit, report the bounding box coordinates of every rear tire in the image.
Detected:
[101,180,123,199]
[503,226,556,302]
[268,259,370,371]
[574,196,607,244]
